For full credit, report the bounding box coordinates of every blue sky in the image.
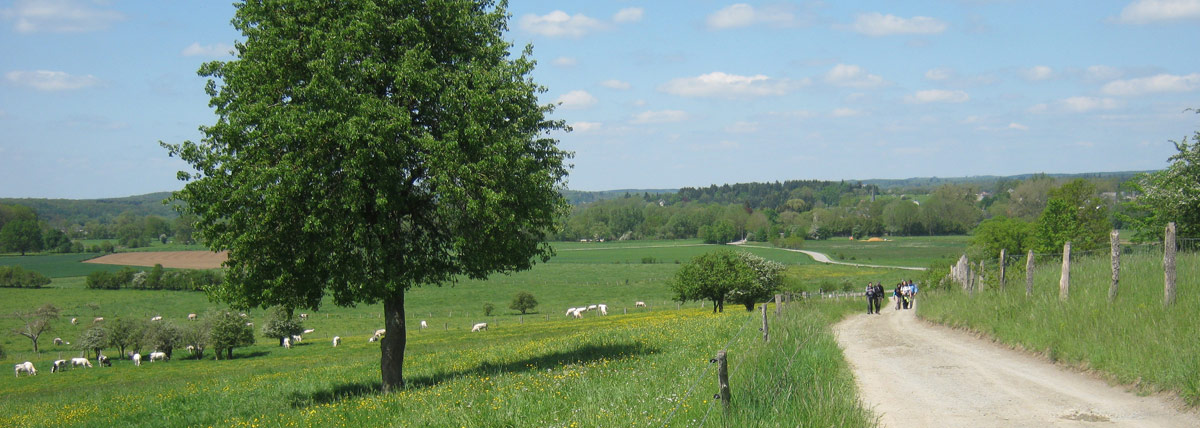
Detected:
[2,1,1199,199]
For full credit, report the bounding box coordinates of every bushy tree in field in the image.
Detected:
[1034,179,1110,253]
[162,0,569,392]
[728,252,784,311]
[1,219,44,255]
[672,249,754,313]
[261,307,304,347]
[969,216,1033,259]
[209,311,254,360]
[0,265,51,288]
[142,321,183,359]
[483,302,495,316]
[181,319,211,359]
[1124,111,1200,240]
[43,229,72,253]
[77,325,108,359]
[107,317,146,358]
[509,292,538,315]
[11,303,59,353]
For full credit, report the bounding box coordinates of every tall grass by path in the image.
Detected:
[918,251,1200,405]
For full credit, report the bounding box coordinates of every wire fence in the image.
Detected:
[659,310,759,427]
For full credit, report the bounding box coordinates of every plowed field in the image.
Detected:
[84,251,227,269]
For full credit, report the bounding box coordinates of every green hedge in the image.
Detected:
[0,265,52,288]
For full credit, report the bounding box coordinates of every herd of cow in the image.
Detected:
[14,300,651,377]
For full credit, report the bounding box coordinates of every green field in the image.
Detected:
[0,253,140,278]
[919,251,1200,405]
[799,235,968,268]
[0,240,894,427]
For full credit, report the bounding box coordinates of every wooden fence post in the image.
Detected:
[714,350,731,412]
[967,263,975,297]
[774,294,781,316]
[761,304,769,342]
[1109,230,1120,302]
[999,249,1007,289]
[978,260,986,293]
[1026,250,1035,297]
[1165,222,1177,307]
[1059,241,1071,301]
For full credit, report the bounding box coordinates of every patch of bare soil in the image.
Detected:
[84,251,228,270]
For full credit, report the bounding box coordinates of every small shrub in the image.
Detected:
[0,265,51,288]
[482,303,495,316]
[509,291,538,314]
[641,257,657,264]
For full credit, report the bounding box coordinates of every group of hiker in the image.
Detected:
[865,279,918,314]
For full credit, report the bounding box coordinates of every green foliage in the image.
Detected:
[699,219,736,244]
[0,265,51,288]
[77,324,107,358]
[771,235,806,250]
[671,249,753,312]
[728,252,784,311]
[85,267,137,290]
[509,292,538,315]
[100,241,114,253]
[107,317,147,358]
[180,318,212,360]
[969,216,1033,259]
[1,219,44,255]
[261,307,304,347]
[1033,179,1110,253]
[482,302,495,317]
[209,310,254,360]
[42,229,72,253]
[1124,113,1200,240]
[142,321,183,359]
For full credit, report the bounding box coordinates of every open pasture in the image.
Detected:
[800,235,968,268]
[0,253,137,278]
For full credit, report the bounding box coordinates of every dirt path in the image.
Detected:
[833,300,1199,427]
[738,245,927,271]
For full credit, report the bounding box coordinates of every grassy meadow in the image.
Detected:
[0,239,894,427]
[918,251,1200,405]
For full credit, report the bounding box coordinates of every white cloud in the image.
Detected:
[1075,141,1096,148]
[600,79,631,90]
[824,64,885,88]
[181,42,234,57]
[1062,96,1120,112]
[831,108,861,117]
[1101,73,1200,95]
[1008,122,1029,131]
[633,110,689,124]
[518,11,606,37]
[7,0,125,33]
[725,121,759,133]
[660,72,802,98]
[849,12,947,36]
[571,121,603,132]
[552,56,578,67]
[705,3,809,30]
[1117,0,1200,24]
[925,68,954,81]
[5,70,100,91]
[1021,65,1054,81]
[1085,65,1123,81]
[555,90,597,110]
[1028,103,1049,114]
[613,7,644,23]
[906,89,969,104]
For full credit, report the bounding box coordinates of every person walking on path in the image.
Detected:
[894,283,903,310]
[873,283,885,314]
[866,282,877,314]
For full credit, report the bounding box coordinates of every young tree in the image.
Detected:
[261,307,304,347]
[728,252,784,311]
[142,322,183,359]
[161,1,568,392]
[77,325,108,359]
[671,249,754,313]
[209,311,254,360]
[12,303,59,353]
[483,302,496,316]
[180,319,212,359]
[106,317,146,358]
[1034,179,1110,253]
[969,216,1033,259]
[1,219,44,255]
[509,292,538,315]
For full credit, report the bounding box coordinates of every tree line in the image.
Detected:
[85,264,223,292]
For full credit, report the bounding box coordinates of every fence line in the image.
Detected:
[660,311,759,427]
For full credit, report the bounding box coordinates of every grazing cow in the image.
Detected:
[71,317,77,325]
[185,345,196,353]
[598,304,608,316]
[70,358,93,368]
[98,355,111,367]
[635,301,646,308]
[239,313,247,317]
[587,304,598,311]
[471,323,488,332]
[291,335,302,344]
[52,360,67,373]
[368,336,378,343]
[332,336,341,347]
[149,352,167,362]
[132,353,142,367]
[303,329,315,334]
[150,316,163,322]
[187,313,197,321]
[246,322,254,327]
[283,337,292,349]
[565,307,577,317]
[15,362,36,377]
[53,337,64,345]
[299,313,308,320]
[374,328,387,337]
[93,317,104,323]
[419,320,428,329]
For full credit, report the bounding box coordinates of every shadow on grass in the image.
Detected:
[288,341,656,408]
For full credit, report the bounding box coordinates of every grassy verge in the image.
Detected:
[918,251,1200,405]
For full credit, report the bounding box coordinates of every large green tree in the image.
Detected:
[969,216,1033,259]
[1,219,44,255]
[671,249,755,313]
[1033,179,1110,253]
[162,0,568,392]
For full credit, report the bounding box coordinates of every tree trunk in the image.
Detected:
[381,293,407,393]
[227,348,233,360]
